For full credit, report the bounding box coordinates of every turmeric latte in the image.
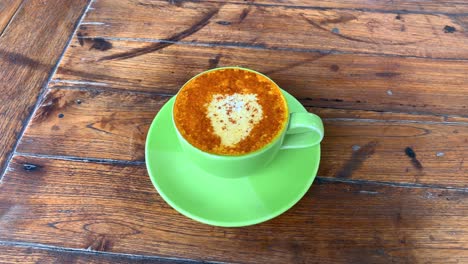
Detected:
[173,68,288,156]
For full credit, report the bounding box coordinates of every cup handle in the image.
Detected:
[281,112,324,149]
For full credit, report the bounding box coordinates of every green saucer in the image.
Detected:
[145,90,320,227]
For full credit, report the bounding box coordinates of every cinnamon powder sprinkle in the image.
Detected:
[174,68,288,156]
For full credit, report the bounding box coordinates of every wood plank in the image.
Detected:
[0,0,23,35]
[79,0,468,59]
[54,40,468,116]
[0,0,89,176]
[18,88,170,161]
[178,0,468,14]
[308,107,468,123]
[0,244,192,263]
[1,155,467,263]
[16,88,468,187]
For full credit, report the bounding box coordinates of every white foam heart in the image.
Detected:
[206,93,263,146]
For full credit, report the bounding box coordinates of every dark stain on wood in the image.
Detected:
[98,8,221,61]
[51,125,60,131]
[443,25,456,33]
[23,163,42,171]
[33,96,61,122]
[405,147,416,158]
[136,2,157,8]
[395,14,402,20]
[375,72,401,78]
[33,90,77,122]
[319,98,344,102]
[77,32,85,46]
[336,141,378,178]
[97,112,117,129]
[375,248,386,256]
[290,241,304,264]
[86,123,113,135]
[399,237,407,245]
[204,40,268,49]
[208,54,222,68]
[239,8,250,23]
[438,190,460,200]
[89,38,113,51]
[168,0,183,7]
[330,64,340,72]
[320,13,357,24]
[458,158,465,172]
[57,209,75,214]
[85,112,118,135]
[137,1,162,8]
[216,20,231,26]
[405,147,423,170]
[396,212,403,224]
[0,49,45,69]
[24,247,33,255]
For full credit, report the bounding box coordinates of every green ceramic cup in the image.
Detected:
[172,67,324,178]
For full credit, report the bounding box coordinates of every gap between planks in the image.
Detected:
[13,152,468,192]
[0,0,94,182]
[0,240,214,264]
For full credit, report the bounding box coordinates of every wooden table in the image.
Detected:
[1,0,467,263]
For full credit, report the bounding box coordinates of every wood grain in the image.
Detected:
[2,0,467,262]
[0,244,191,263]
[0,0,22,35]
[79,0,468,59]
[54,40,468,116]
[0,0,89,176]
[18,88,170,161]
[309,107,468,123]
[1,155,467,263]
[16,88,468,187]
[173,0,468,14]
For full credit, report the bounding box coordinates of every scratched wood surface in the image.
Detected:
[54,38,468,116]
[1,0,468,263]
[0,0,89,176]
[1,155,467,264]
[80,0,468,59]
